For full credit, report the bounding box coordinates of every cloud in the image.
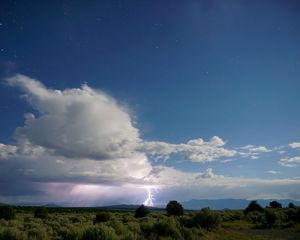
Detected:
[138,136,236,163]
[1,74,299,205]
[220,159,234,163]
[277,150,285,155]
[238,145,271,159]
[6,74,140,160]
[289,142,300,149]
[0,143,17,159]
[196,168,216,179]
[146,167,300,202]
[279,156,300,167]
[0,74,154,203]
[267,170,279,174]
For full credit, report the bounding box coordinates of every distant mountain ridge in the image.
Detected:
[181,198,300,210]
[5,199,300,210]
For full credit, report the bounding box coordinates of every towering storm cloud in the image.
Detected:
[7,74,140,160]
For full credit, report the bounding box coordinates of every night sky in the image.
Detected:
[0,0,300,206]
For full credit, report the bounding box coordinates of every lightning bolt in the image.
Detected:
[143,187,154,206]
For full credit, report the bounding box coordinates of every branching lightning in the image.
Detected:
[143,187,154,207]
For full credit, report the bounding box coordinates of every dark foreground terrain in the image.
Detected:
[0,201,300,239]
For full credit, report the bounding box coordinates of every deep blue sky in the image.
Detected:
[1,0,300,204]
[1,0,300,144]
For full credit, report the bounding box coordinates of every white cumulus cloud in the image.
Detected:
[289,142,300,149]
[279,156,300,167]
[0,143,17,159]
[238,144,271,159]
[138,136,236,163]
[6,74,140,160]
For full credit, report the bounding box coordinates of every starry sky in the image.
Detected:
[0,0,300,206]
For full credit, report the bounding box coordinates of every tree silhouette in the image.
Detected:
[288,202,295,208]
[269,201,282,208]
[244,200,264,214]
[0,205,15,220]
[135,204,150,218]
[166,200,184,216]
[34,207,48,219]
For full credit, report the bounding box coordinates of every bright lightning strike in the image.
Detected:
[143,187,154,207]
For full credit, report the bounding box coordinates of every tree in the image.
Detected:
[288,202,295,208]
[134,205,150,218]
[0,205,15,220]
[269,201,282,208]
[244,200,264,214]
[34,207,48,219]
[166,200,184,216]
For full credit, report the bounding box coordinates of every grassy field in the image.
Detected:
[0,204,300,240]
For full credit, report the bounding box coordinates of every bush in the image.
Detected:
[244,200,264,214]
[294,208,300,223]
[27,227,49,240]
[153,220,181,239]
[166,201,184,216]
[265,209,279,226]
[34,207,48,219]
[0,205,15,220]
[193,208,221,230]
[179,215,194,228]
[0,228,27,240]
[246,211,264,224]
[81,224,119,240]
[94,212,111,224]
[134,205,150,218]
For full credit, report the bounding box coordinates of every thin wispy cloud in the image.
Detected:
[237,145,271,159]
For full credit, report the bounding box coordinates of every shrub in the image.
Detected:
[153,220,181,239]
[0,228,27,240]
[134,205,150,218]
[265,209,279,226]
[193,208,221,230]
[180,227,204,240]
[166,201,184,216]
[58,225,85,240]
[94,212,111,224]
[108,219,134,239]
[27,227,49,240]
[220,210,243,222]
[179,215,194,228]
[294,208,300,223]
[246,211,264,225]
[81,224,119,240]
[244,200,264,214]
[34,207,48,219]
[0,205,15,220]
